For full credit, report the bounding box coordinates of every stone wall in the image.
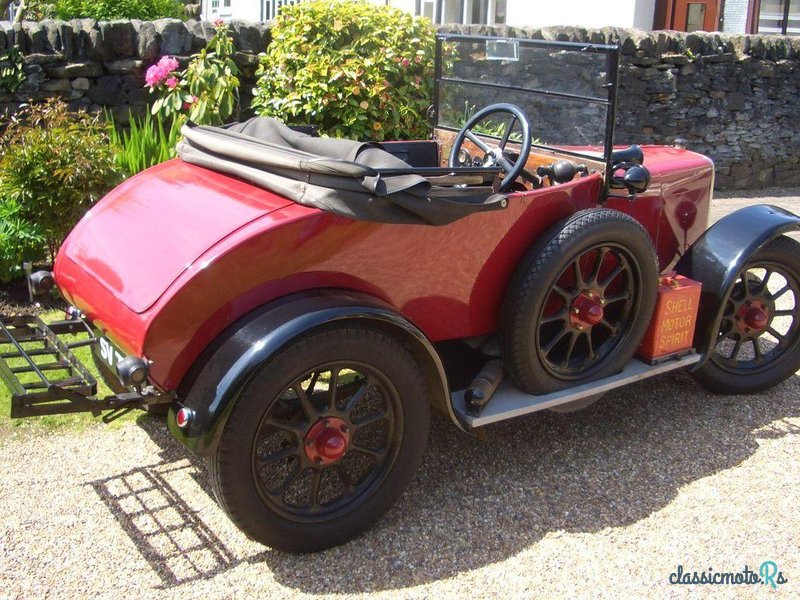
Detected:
[1,19,799,189]
[0,19,268,123]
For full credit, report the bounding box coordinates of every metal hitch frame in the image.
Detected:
[0,314,170,422]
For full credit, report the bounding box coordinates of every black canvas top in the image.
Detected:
[177,117,506,226]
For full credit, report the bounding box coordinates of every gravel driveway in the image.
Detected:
[1,191,799,599]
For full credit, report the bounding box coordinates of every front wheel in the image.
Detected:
[210,325,430,552]
[692,235,800,394]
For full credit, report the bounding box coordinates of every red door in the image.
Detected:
[671,0,722,31]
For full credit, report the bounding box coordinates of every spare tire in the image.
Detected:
[501,208,659,394]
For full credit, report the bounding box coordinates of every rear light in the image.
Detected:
[116,356,150,387]
[175,407,193,429]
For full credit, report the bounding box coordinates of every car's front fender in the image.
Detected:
[168,289,458,457]
[675,204,800,365]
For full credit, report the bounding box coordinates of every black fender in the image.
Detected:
[675,204,800,365]
[168,289,460,456]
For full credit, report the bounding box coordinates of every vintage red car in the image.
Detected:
[2,34,799,553]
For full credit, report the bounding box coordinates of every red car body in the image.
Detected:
[54,146,713,393]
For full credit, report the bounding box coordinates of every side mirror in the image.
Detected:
[623,165,651,195]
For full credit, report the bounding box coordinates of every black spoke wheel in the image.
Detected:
[252,361,401,522]
[693,235,800,394]
[210,325,429,553]
[502,209,659,394]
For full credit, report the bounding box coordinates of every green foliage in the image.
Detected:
[0,100,121,259]
[0,199,46,283]
[252,0,435,141]
[0,45,25,94]
[149,22,240,126]
[52,0,184,20]
[107,111,183,177]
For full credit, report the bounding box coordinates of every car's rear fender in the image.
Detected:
[169,289,460,457]
[675,204,800,365]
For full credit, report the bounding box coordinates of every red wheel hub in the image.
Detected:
[736,300,769,334]
[304,417,350,465]
[570,291,605,330]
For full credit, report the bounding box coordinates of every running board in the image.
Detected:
[452,353,701,428]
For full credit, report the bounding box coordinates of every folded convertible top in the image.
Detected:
[177,117,506,226]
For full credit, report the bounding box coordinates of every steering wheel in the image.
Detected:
[448,103,532,193]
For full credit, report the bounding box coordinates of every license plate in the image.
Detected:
[94,334,126,374]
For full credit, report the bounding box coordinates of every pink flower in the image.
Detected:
[145,64,167,87]
[157,55,179,74]
[401,58,411,68]
[166,76,179,89]
[214,18,224,27]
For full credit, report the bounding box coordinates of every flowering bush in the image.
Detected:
[146,21,240,126]
[252,0,435,141]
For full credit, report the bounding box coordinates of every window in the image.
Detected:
[263,0,301,21]
[757,0,800,35]
[685,3,707,31]
[420,0,506,25]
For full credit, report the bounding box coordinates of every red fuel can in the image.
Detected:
[637,273,702,363]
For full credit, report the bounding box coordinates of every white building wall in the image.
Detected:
[507,0,655,29]
[722,0,749,33]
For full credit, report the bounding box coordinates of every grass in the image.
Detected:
[0,310,141,433]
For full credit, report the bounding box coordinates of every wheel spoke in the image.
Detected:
[553,285,573,300]
[341,379,369,413]
[465,130,492,154]
[752,338,763,360]
[310,469,323,507]
[767,326,786,341]
[335,465,355,493]
[599,319,619,335]
[759,270,772,293]
[571,260,584,288]
[498,115,517,149]
[588,247,608,285]
[604,291,631,304]
[543,328,569,355]
[540,309,568,326]
[264,416,306,435]
[729,336,743,360]
[351,445,386,461]
[771,284,791,301]
[600,263,624,288]
[327,368,340,410]
[772,309,795,317]
[352,411,387,429]
[272,463,302,499]
[584,330,596,360]
[497,154,516,173]
[292,382,317,419]
[256,445,297,465]
[562,331,578,368]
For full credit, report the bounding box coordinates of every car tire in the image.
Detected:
[692,235,800,394]
[209,324,429,553]
[501,208,659,394]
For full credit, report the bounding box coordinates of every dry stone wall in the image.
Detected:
[1,19,798,189]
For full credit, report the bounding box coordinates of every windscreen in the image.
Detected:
[435,35,618,160]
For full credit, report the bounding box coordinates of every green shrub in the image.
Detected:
[252,0,435,141]
[0,199,46,283]
[107,111,183,177]
[148,22,240,126]
[0,100,121,259]
[0,45,25,94]
[52,0,184,20]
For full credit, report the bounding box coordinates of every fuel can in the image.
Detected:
[637,273,702,363]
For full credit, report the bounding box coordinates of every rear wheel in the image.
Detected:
[692,236,800,394]
[210,325,429,553]
[501,209,659,394]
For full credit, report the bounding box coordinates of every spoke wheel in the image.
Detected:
[209,325,429,553]
[252,362,401,522]
[694,236,800,394]
[501,209,658,394]
[537,243,637,379]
